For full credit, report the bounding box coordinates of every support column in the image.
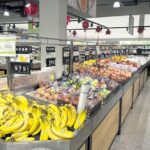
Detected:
[39,0,67,78]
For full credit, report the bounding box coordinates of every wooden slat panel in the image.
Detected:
[133,78,140,102]
[0,71,5,76]
[121,85,133,124]
[80,144,86,150]
[92,102,119,150]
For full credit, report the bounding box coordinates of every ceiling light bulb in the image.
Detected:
[4,10,9,16]
[113,1,120,8]
[25,2,31,8]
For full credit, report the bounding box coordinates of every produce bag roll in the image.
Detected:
[77,84,90,113]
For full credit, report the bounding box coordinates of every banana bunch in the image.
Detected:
[0,93,87,142]
[83,59,96,66]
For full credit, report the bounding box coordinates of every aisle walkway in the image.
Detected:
[110,77,150,150]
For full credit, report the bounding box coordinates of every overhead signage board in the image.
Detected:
[129,15,134,35]
[0,35,16,57]
[68,0,96,17]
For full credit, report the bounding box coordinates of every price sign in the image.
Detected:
[46,47,56,66]
[16,46,32,54]
[46,58,55,67]
[63,47,70,65]
[63,57,70,65]
[46,47,55,52]
[11,62,31,74]
[73,56,79,62]
[0,35,16,57]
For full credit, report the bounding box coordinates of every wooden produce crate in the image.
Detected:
[121,85,133,125]
[92,102,119,150]
[0,71,5,76]
[133,78,140,102]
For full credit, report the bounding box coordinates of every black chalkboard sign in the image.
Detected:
[46,47,55,52]
[46,58,55,67]
[63,57,70,65]
[63,47,70,65]
[11,62,31,74]
[73,56,79,62]
[16,46,32,54]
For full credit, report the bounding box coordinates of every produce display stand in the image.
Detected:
[0,59,148,150]
[0,35,149,150]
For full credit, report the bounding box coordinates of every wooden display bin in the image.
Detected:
[121,85,133,124]
[0,71,5,76]
[92,102,119,150]
[133,78,140,102]
[80,144,86,150]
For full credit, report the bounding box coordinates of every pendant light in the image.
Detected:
[113,1,120,8]
[4,0,9,16]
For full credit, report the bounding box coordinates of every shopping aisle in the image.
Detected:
[110,77,150,150]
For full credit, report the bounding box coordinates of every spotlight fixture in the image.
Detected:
[91,22,94,27]
[113,1,120,8]
[25,1,31,8]
[4,10,9,16]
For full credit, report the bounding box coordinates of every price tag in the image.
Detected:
[11,62,31,74]
[63,47,70,51]
[46,58,56,67]
[16,46,32,54]
[73,56,79,62]
[63,57,70,65]
[46,47,55,52]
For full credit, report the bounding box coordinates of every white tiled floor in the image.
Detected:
[110,77,150,150]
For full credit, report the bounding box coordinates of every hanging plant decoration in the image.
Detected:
[72,30,77,37]
[67,15,71,25]
[138,26,144,34]
[106,29,111,35]
[96,26,102,33]
[82,21,89,29]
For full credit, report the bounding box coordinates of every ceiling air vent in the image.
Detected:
[121,0,137,6]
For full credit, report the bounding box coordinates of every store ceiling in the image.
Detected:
[97,0,150,17]
[0,0,149,23]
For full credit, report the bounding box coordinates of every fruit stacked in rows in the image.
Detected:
[0,93,86,142]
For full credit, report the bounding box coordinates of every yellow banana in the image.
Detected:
[53,112,61,128]
[15,137,35,142]
[16,113,29,133]
[2,115,18,128]
[68,105,77,127]
[32,125,41,136]
[11,131,29,139]
[1,115,24,135]
[28,115,40,135]
[66,106,72,127]
[14,96,28,111]
[74,110,86,130]
[44,119,61,140]
[39,118,49,141]
[48,104,60,114]
[59,107,67,128]
[51,124,74,139]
